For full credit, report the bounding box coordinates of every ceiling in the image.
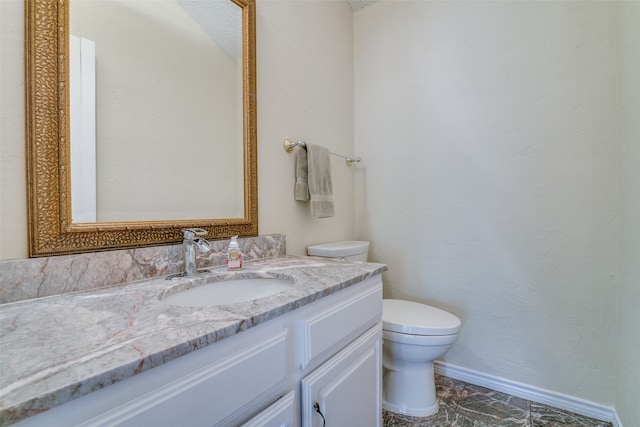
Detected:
[347,0,378,11]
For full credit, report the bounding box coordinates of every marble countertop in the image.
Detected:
[0,256,386,425]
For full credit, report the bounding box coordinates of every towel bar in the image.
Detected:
[283,139,361,166]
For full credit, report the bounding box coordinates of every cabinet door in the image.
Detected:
[301,324,382,427]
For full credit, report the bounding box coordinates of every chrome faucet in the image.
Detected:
[182,228,211,276]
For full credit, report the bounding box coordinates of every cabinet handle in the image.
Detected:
[313,402,326,427]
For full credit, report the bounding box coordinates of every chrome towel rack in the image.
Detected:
[283,139,361,166]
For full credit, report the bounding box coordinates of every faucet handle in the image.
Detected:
[182,228,208,240]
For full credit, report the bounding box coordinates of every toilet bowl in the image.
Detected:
[382,299,461,417]
[305,241,462,417]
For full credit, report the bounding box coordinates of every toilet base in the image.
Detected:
[382,399,439,417]
[382,359,439,417]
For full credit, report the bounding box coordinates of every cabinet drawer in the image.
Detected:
[241,390,296,427]
[298,282,382,369]
[82,330,288,427]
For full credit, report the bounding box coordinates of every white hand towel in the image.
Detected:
[305,142,335,218]
[294,146,309,201]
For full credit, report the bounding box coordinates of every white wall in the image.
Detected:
[0,0,356,259]
[256,0,356,256]
[616,1,640,425]
[0,0,27,259]
[354,0,619,406]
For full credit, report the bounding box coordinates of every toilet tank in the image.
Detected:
[307,241,370,262]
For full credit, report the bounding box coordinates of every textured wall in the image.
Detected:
[354,0,619,406]
[616,1,640,425]
[256,0,357,256]
[0,0,27,259]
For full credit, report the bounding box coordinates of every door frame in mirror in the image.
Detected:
[25,0,258,257]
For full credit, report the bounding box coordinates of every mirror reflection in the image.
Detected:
[69,0,245,223]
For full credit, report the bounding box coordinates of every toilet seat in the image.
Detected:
[383,299,461,336]
[383,329,459,346]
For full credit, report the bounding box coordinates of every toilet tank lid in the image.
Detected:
[383,299,461,336]
[307,241,370,257]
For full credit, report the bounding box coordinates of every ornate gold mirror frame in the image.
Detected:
[25,0,258,257]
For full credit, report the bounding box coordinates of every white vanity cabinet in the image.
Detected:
[13,276,382,427]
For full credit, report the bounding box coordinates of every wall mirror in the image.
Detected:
[25,0,257,257]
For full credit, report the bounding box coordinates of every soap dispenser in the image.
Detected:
[226,236,243,270]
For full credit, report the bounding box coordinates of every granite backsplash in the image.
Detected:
[0,234,286,304]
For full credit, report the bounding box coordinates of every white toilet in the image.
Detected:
[382,299,461,416]
[307,240,462,418]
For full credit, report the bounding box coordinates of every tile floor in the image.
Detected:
[382,375,613,427]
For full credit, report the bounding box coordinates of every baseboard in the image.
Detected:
[434,361,621,426]
[613,411,624,427]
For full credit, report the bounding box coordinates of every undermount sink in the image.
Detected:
[160,274,296,307]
